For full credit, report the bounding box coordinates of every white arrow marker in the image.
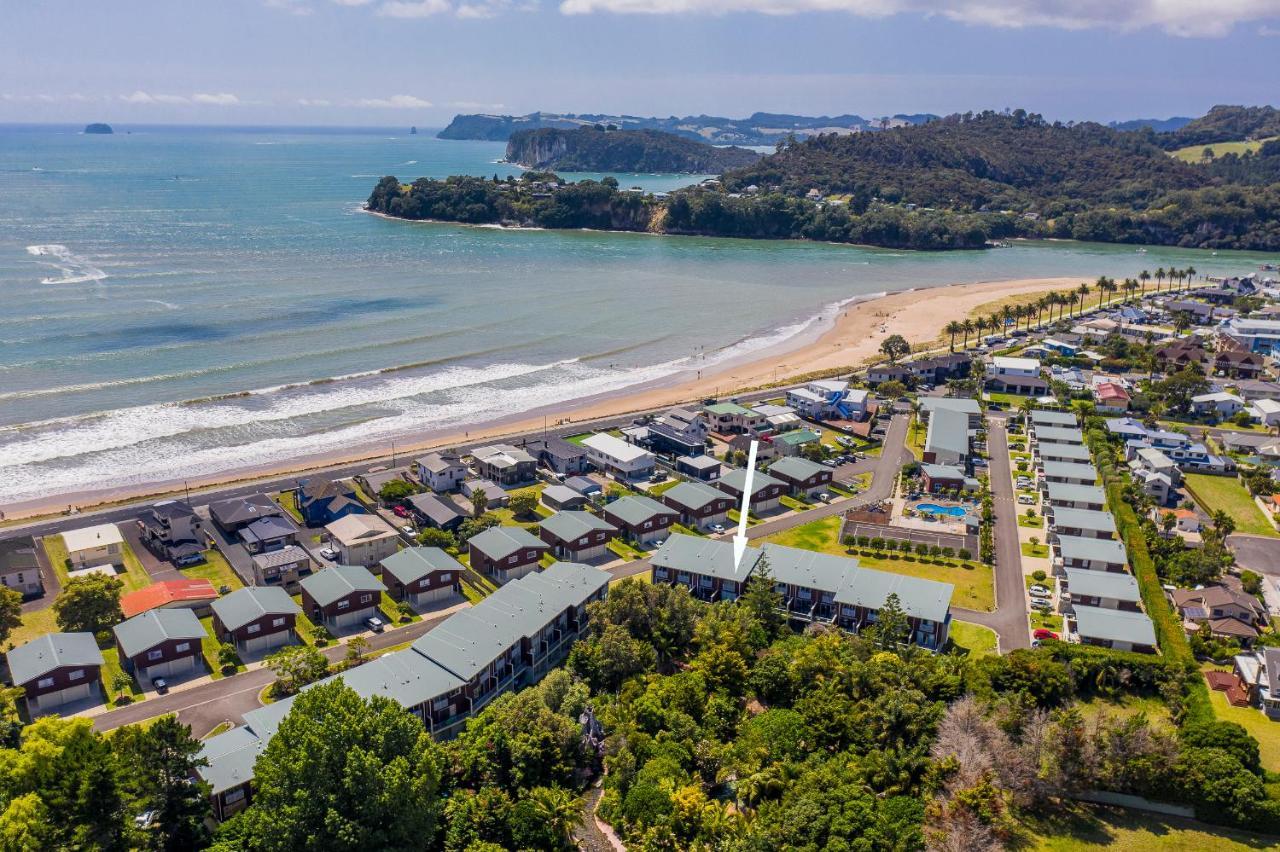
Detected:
[732,440,758,569]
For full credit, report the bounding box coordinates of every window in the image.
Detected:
[440,572,451,582]
[246,624,261,634]
[37,677,54,688]
[68,669,85,681]
[337,600,350,610]
[508,555,517,564]
[147,649,163,661]
[224,789,246,804]
[642,521,651,529]
[360,593,372,604]
[175,642,190,653]
[272,617,285,627]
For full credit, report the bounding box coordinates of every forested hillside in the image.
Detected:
[1159,105,1280,149]
[505,127,761,173]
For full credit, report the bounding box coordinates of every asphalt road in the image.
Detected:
[1227,533,1280,575]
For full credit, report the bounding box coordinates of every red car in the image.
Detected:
[392,505,410,518]
[1033,628,1059,641]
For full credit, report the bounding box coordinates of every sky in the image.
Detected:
[3,0,1280,126]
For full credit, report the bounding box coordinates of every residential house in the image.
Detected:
[676,454,722,481]
[650,534,763,602]
[906,352,972,385]
[211,586,300,655]
[472,444,538,486]
[1222,317,1280,355]
[919,397,983,427]
[868,363,910,386]
[62,523,124,569]
[1053,535,1128,573]
[1048,507,1117,540]
[716,467,788,513]
[785,381,869,420]
[923,407,970,466]
[1029,409,1078,429]
[1234,380,1280,402]
[1234,647,1280,718]
[704,401,768,435]
[1249,398,1280,427]
[1191,392,1246,418]
[121,579,218,619]
[538,511,618,561]
[415,451,467,493]
[461,479,509,508]
[1130,447,1181,486]
[750,403,803,432]
[136,501,206,566]
[379,547,462,607]
[1036,442,1093,465]
[406,493,466,532]
[768,456,834,497]
[7,633,104,713]
[603,495,678,546]
[1132,468,1175,506]
[1073,605,1157,653]
[114,608,206,680]
[354,469,409,505]
[237,515,298,555]
[1156,507,1202,534]
[646,407,710,456]
[660,481,734,529]
[1171,585,1266,645]
[1093,381,1131,413]
[1155,338,1208,372]
[468,526,549,583]
[299,565,386,630]
[296,477,365,526]
[208,494,284,537]
[1062,569,1141,612]
[0,536,43,599]
[1031,425,1085,446]
[1164,300,1219,326]
[771,429,822,457]
[1213,349,1266,379]
[325,514,399,568]
[525,437,590,475]
[250,545,312,588]
[986,356,1048,395]
[540,485,587,512]
[563,476,601,498]
[581,433,656,481]
[919,463,979,494]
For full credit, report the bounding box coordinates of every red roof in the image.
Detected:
[1095,382,1130,403]
[121,578,218,618]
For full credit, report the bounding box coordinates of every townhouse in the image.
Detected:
[210,586,300,655]
[603,495,678,546]
[114,608,206,681]
[716,467,788,513]
[7,632,104,714]
[1047,507,1117,541]
[1062,569,1141,612]
[1053,534,1129,573]
[468,526,549,583]
[298,565,386,631]
[379,547,463,607]
[1073,605,1157,654]
[540,485,588,512]
[785,381,869,420]
[660,480,734,530]
[581,433,656,481]
[768,456,833,497]
[1028,408,1078,430]
[986,355,1048,396]
[771,429,822,457]
[199,561,610,819]
[650,534,762,602]
[538,510,618,561]
[1035,442,1093,465]
[919,463,979,494]
[919,396,983,428]
[1043,482,1108,512]
[1030,425,1085,446]
[1040,461,1098,487]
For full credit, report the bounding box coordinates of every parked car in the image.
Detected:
[1017,494,1035,505]
[709,523,726,534]
[392,505,410,518]
[400,524,416,535]
[1033,628,1060,640]
[817,492,832,502]
[365,616,385,633]
[1029,584,1051,596]
[649,470,668,483]
[319,547,339,560]
[153,678,169,695]
[972,459,989,468]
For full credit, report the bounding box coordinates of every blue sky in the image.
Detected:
[3,0,1279,125]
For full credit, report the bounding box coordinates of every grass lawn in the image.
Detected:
[778,494,811,512]
[1075,694,1173,729]
[611,571,652,587]
[949,620,998,656]
[1030,610,1064,633]
[1184,474,1278,538]
[9,601,61,647]
[1018,512,1044,529]
[762,516,996,611]
[1203,670,1280,772]
[1022,803,1280,851]
[647,479,685,497]
[671,523,705,537]
[907,418,927,458]
[39,535,74,587]
[1170,136,1280,162]
[100,651,142,704]
[183,550,244,591]
[276,490,304,523]
[726,508,760,527]
[199,615,242,679]
[203,722,234,739]
[1022,541,1050,558]
[985,391,1035,409]
[382,591,419,624]
[607,538,646,562]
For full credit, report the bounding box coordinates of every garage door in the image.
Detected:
[411,586,454,607]
[146,655,197,680]
[31,683,93,713]
[331,607,374,630]
[575,544,608,562]
[241,632,288,655]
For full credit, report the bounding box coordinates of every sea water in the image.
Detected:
[0,123,1274,506]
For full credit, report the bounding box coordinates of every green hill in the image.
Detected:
[505,127,761,174]
[1158,105,1280,150]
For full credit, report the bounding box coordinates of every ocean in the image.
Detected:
[0,123,1275,507]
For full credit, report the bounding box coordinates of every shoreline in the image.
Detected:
[1,274,1084,521]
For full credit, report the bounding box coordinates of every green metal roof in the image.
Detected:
[775,429,820,446]
[1029,409,1078,426]
[1045,482,1107,506]
[1034,426,1085,445]
[113,608,205,659]
[1073,605,1156,647]
[1056,534,1128,566]
[467,525,545,561]
[705,402,755,416]
[210,586,300,632]
[768,456,827,481]
[379,547,465,586]
[926,407,970,456]
[1064,568,1140,602]
[539,510,617,543]
[605,495,670,526]
[1042,460,1098,481]
[298,564,385,607]
[650,534,760,582]
[717,467,785,497]
[1051,507,1117,535]
[6,632,103,686]
[662,480,729,511]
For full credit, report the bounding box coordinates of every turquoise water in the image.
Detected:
[0,123,1276,506]
[914,503,968,517]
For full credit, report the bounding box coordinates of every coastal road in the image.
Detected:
[966,415,1030,651]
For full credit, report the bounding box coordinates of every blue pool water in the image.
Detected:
[915,503,968,517]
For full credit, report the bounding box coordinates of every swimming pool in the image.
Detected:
[915,503,968,517]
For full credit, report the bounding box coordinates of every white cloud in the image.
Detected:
[192,92,241,106]
[297,98,333,106]
[265,0,314,14]
[332,0,376,4]
[351,94,434,108]
[378,0,451,16]
[556,0,1280,38]
[457,0,535,17]
[120,90,189,104]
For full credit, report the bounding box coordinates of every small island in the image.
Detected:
[83,123,114,135]
[505,126,761,173]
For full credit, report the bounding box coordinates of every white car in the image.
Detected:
[319,547,339,560]
[1029,584,1051,596]
[817,492,832,502]
[709,523,726,534]
[1017,494,1035,505]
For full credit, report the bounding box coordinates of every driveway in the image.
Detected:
[21,537,60,614]
[973,415,1030,651]
[119,519,182,583]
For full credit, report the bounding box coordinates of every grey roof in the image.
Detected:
[563,476,601,495]
[208,493,282,527]
[1030,409,1078,427]
[662,480,729,512]
[380,547,464,586]
[606,495,671,526]
[758,543,853,593]
[920,462,966,479]
[1064,568,1141,603]
[919,397,981,417]
[1045,482,1107,506]
[197,724,269,794]
[926,407,970,456]
[238,515,297,544]
[113,608,206,658]
[540,485,584,505]
[417,452,464,473]
[650,534,761,583]
[1051,507,1117,535]
[298,564,385,607]
[467,525,545,561]
[717,467,785,497]
[768,456,827,481]
[678,454,721,471]
[1042,461,1098,482]
[540,510,617,542]
[0,536,38,574]
[210,586,300,632]
[1037,442,1093,461]
[324,649,464,718]
[407,492,465,525]
[1057,535,1128,566]
[6,632,103,685]
[1033,426,1085,445]
[252,544,310,570]
[1074,605,1156,647]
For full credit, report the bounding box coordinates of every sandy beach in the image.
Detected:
[3,275,1085,521]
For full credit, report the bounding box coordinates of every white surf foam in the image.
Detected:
[25,244,108,285]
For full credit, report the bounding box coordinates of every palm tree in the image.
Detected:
[988,312,1003,336]
[1076,282,1090,316]
[1186,265,1196,287]
[1036,295,1052,328]
[1096,278,1109,310]
[1138,269,1150,297]
[1001,304,1015,333]
[945,320,962,352]
[1154,267,1166,292]
[1122,278,1139,303]
[961,318,975,349]
[526,786,582,846]
[1019,303,1034,331]
[1102,277,1118,306]
[975,316,989,339]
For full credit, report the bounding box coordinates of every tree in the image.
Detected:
[53,574,124,635]
[378,479,416,504]
[740,558,785,647]
[880,334,910,363]
[112,715,211,851]
[470,488,489,518]
[944,321,962,352]
[265,644,329,697]
[417,527,457,550]
[345,635,370,666]
[0,587,21,645]
[878,379,907,400]
[216,642,239,675]
[521,786,581,849]
[509,491,539,518]
[457,513,501,542]
[872,593,910,649]
[230,682,443,851]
